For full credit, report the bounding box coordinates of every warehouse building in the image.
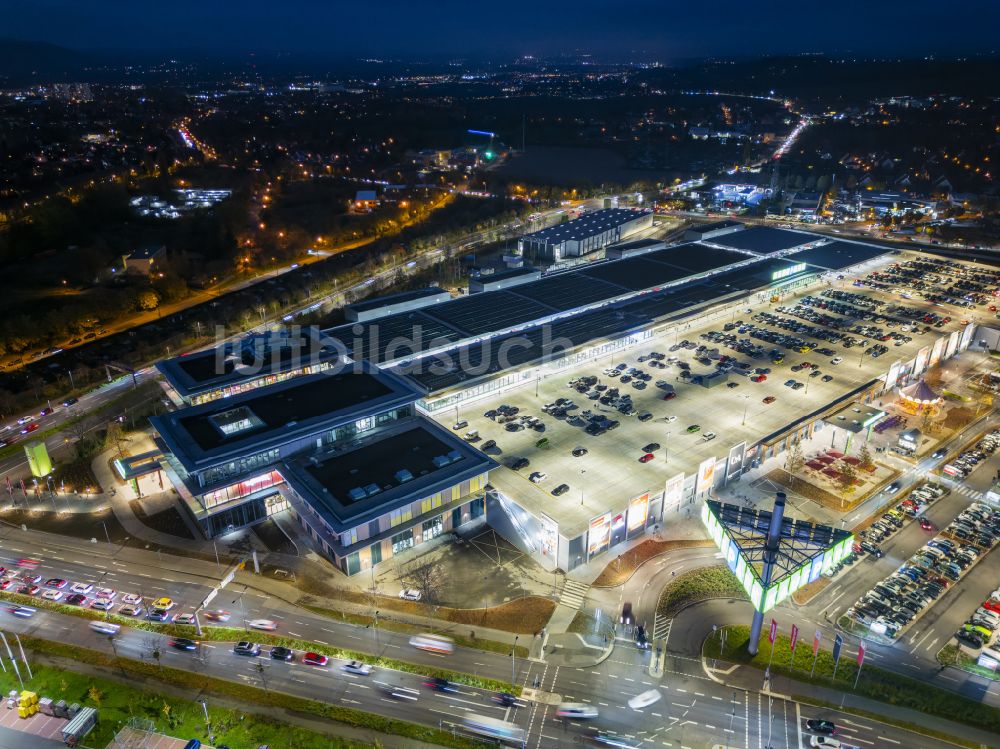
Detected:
[518,208,653,264]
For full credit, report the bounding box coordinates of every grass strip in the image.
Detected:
[654,564,747,619]
[787,691,982,749]
[938,643,1000,681]
[17,635,488,749]
[301,603,530,658]
[0,591,518,694]
[706,624,1000,736]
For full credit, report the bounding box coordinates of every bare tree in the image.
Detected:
[783,441,805,489]
[402,561,447,607]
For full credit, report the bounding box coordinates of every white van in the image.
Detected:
[408,634,454,655]
[90,621,121,636]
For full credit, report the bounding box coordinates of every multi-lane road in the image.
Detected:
[0,523,982,748]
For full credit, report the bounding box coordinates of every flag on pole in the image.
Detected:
[832,634,844,665]
[4,475,11,495]
[790,624,799,652]
[768,618,778,644]
[812,629,821,656]
[857,640,866,666]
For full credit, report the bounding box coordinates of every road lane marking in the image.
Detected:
[879,737,900,744]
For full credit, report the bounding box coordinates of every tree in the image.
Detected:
[402,561,446,607]
[87,686,103,710]
[783,441,805,488]
[136,289,160,311]
[858,444,874,471]
[838,463,857,493]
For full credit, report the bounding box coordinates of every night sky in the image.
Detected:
[5,0,999,60]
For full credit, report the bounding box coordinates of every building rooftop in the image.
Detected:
[706,227,814,255]
[151,364,418,472]
[825,401,887,433]
[126,245,164,260]
[346,286,448,315]
[472,266,540,283]
[157,329,343,398]
[521,208,651,243]
[282,421,497,533]
[783,240,894,270]
[689,220,745,234]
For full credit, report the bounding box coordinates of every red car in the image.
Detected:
[20,422,39,434]
[662,392,676,401]
[919,517,934,531]
[751,375,767,382]
[982,599,1000,615]
[17,559,40,569]
[763,396,777,404]
[302,652,329,666]
[0,580,15,591]
[15,585,39,596]
[45,578,68,589]
[638,453,654,463]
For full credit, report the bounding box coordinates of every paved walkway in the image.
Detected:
[0,708,67,747]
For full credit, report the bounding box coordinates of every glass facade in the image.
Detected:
[201,449,280,485]
[202,469,284,510]
[190,361,335,405]
[422,516,443,542]
[203,497,267,537]
[391,529,414,554]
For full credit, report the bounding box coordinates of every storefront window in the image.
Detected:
[422,516,442,542]
[391,529,414,554]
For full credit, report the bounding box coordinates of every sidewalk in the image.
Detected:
[716,661,1000,749]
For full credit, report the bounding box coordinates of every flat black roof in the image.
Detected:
[473,266,539,283]
[151,364,419,472]
[691,220,744,233]
[707,227,813,255]
[346,286,448,314]
[783,241,891,270]
[282,422,496,532]
[521,208,650,243]
[425,290,557,336]
[158,329,343,397]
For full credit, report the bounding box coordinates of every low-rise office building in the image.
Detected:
[150,363,495,574]
[157,328,343,406]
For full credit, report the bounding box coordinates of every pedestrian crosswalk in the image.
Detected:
[558,579,589,611]
[653,613,672,642]
[953,484,985,501]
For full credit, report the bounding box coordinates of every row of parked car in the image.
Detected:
[849,499,997,639]
[942,429,1000,480]
[955,582,1000,651]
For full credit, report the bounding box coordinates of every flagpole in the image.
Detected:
[853,658,863,689]
[810,649,818,678]
[790,641,796,672]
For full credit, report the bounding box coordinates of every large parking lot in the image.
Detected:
[442,251,995,531]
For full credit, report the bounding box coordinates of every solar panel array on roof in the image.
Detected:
[324,312,465,363]
[578,256,692,291]
[783,241,891,270]
[425,290,557,336]
[707,227,813,254]
[645,243,754,275]
[405,307,646,392]
[508,273,626,311]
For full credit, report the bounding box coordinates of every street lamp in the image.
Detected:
[511,635,519,684]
